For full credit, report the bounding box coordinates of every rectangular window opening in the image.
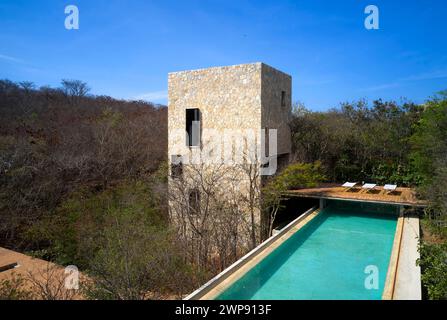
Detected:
[186,108,201,147]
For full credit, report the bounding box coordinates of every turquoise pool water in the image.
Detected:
[216,201,398,300]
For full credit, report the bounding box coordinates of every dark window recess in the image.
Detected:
[261,128,270,168]
[171,155,183,178]
[188,189,200,215]
[277,153,290,171]
[262,128,270,159]
[281,91,286,107]
[186,108,201,147]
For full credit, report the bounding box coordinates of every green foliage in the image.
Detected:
[263,161,325,198]
[370,163,423,186]
[0,274,34,300]
[411,95,447,187]
[27,180,165,268]
[26,178,200,299]
[262,162,325,236]
[417,241,447,300]
[84,211,199,300]
[291,100,423,185]
[97,107,123,127]
[411,92,447,300]
[263,161,325,209]
[422,219,447,243]
[0,78,167,249]
[410,93,447,220]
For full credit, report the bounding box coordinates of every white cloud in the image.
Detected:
[360,82,401,92]
[0,54,25,64]
[133,90,168,101]
[360,69,447,92]
[401,70,447,81]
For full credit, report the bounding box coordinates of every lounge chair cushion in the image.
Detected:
[362,183,377,189]
[384,184,397,191]
[342,182,356,188]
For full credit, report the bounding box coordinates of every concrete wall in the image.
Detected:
[393,215,422,300]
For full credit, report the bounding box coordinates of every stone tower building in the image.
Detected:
[168,62,291,248]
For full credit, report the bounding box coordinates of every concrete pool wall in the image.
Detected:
[383,210,404,299]
[184,202,421,300]
[392,214,422,300]
[184,206,320,300]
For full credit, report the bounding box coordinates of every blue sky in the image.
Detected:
[1,0,446,110]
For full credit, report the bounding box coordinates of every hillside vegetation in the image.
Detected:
[0,80,203,299]
[0,79,445,299]
[291,94,447,299]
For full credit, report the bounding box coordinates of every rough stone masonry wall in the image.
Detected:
[261,63,292,156]
[168,63,292,247]
[168,62,291,162]
[168,63,263,160]
[168,63,265,248]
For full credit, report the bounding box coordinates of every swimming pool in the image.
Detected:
[216,201,398,300]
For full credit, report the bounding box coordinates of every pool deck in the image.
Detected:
[286,185,426,207]
[393,215,422,299]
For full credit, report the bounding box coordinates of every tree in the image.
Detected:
[411,91,447,300]
[61,79,90,106]
[85,217,195,300]
[418,242,447,299]
[25,263,79,300]
[290,100,422,185]
[411,94,447,186]
[411,92,447,222]
[168,162,261,272]
[0,79,167,251]
[0,274,33,300]
[61,79,90,98]
[0,265,80,300]
[262,162,325,237]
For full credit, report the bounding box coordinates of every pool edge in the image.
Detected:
[392,215,422,300]
[184,206,320,300]
[382,210,404,300]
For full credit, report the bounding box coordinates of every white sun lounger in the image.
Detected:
[362,183,377,192]
[384,184,397,194]
[342,182,357,191]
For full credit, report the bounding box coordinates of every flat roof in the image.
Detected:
[0,247,56,281]
[286,185,426,207]
[0,247,85,299]
[168,62,291,78]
